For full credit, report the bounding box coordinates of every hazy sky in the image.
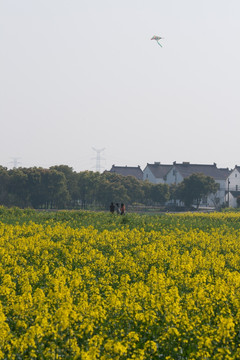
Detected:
[1,0,240,172]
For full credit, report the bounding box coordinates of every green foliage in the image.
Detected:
[2,206,240,232]
[176,173,219,209]
[0,166,174,209]
[149,183,170,204]
[0,166,221,211]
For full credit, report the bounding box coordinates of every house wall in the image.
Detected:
[224,168,240,208]
[207,179,226,207]
[166,169,226,208]
[229,192,238,208]
[165,167,183,185]
[143,167,165,184]
[227,168,240,192]
[144,164,229,208]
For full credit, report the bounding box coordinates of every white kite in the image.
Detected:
[151,35,163,47]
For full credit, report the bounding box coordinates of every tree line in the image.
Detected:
[0,165,218,210]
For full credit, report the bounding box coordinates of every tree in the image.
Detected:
[8,168,29,207]
[122,176,144,204]
[96,179,129,208]
[95,172,129,208]
[0,166,10,206]
[25,167,43,208]
[169,184,178,203]
[141,181,152,205]
[77,171,101,208]
[150,183,170,205]
[50,165,79,207]
[41,169,70,209]
[176,173,219,209]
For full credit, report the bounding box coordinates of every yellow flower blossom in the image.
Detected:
[1,211,240,358]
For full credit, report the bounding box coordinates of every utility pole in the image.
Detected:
[227,179,230,207]
[92,147,105,172]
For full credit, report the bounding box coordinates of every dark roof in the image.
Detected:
[235,166,240,172]
[145,163,172,179]
[109,165,143,180]
[229,191,240,197]
[173,162,230,180]
[218,168,232,179]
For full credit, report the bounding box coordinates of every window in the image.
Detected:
[236,185,238,191]
[235,174,238,178]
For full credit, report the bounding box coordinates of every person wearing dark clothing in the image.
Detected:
[120,203,125,215]
[110,202,115,214]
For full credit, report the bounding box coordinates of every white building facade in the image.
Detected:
[144,161,231,208]
[226,167,240,207]
[165,163,230,207]
[143,163,172,184]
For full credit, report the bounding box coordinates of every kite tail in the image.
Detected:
[157,41,162,47]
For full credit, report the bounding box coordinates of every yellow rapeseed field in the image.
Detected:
[1,211,240,359]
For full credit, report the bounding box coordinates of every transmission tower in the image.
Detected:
[92,147,105,172]
[9,157,21,169]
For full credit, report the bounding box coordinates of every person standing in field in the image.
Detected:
[115,203,121,214]
[110,202,115,214]
[120,203,125,215]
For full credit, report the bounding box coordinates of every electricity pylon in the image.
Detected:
[9,157,21,169]
[92,147,105,172]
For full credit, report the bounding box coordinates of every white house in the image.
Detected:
[144,161,231,207]
[226,166,240,207]
[165,162,230,207]
[143,162,172,184]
